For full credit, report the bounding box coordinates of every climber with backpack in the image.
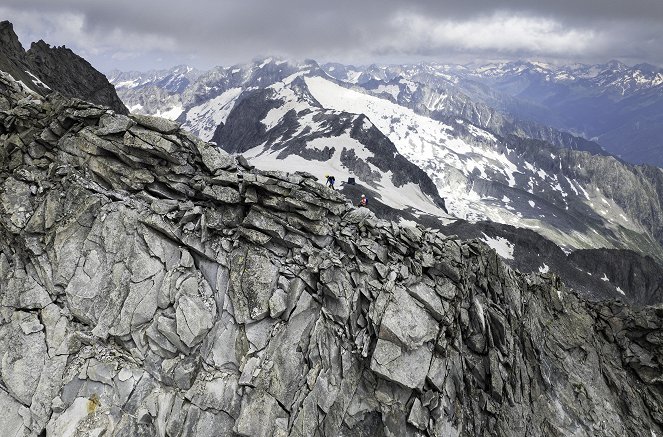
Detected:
[358,194,368,207]
[325,174,336,190]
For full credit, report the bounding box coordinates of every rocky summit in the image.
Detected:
[1,69,663,437]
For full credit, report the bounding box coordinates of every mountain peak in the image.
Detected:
[29,39,52,50]
[605,59,627,70]
[0,20,25,55]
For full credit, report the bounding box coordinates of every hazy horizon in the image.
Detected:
[101,56,662,76]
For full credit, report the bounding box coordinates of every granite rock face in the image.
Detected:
[1,70,663,437]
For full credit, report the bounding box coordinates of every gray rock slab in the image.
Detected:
[370,339,432,389]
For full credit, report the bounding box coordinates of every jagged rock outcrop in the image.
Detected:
[2,70,663,437]
[0,21,46,95]
[25,40,128,115]
[0,20,128,115]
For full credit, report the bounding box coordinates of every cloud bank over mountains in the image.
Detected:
[1,0,662,71]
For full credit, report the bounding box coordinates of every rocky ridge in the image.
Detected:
[2,70,663,437]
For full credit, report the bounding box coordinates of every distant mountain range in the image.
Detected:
[109,57,663,305]
[110,59,663,167]
[327,60,663,167]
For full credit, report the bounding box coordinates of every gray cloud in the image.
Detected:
[1,0,662,71]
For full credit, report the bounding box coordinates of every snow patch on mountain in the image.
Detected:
[262,87,310,130]
[114,79,141,89]
[481,233,514,260]
[25,70,50,90]
[306,136,374,161]
[378,172,448,217]
[374,84,400,99]
[258,57,273,68]
[153,105,184,120]
[183,88,242,140]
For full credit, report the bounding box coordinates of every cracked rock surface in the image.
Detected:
[1,71,663,436]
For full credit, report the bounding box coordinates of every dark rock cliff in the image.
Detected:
[0,21,46,95]
[1,70,663,436]
[26,40,128,115]
[0,20,128,114]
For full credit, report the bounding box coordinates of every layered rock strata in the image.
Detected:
[1,71,663,436]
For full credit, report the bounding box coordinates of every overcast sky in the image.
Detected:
[2,0,662,72]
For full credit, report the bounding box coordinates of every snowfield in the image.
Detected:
[153,105,184,120]
[183,88,243,140]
